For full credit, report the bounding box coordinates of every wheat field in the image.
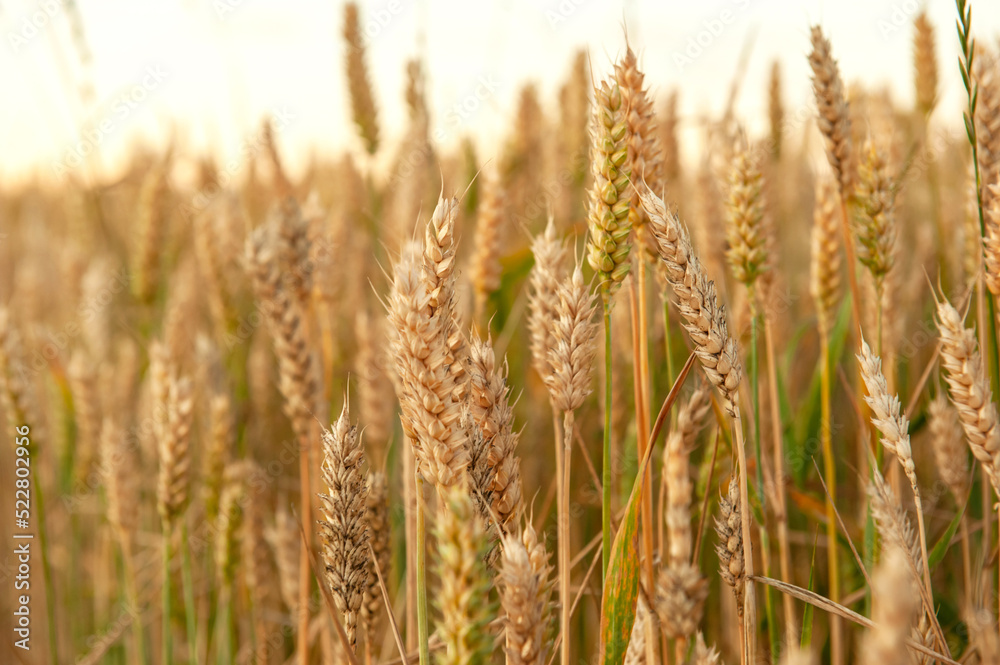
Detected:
[4,2,1000,664]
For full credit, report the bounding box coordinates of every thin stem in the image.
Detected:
[748,303,776,656]
[162,530,173,665]
[629,274,657,665]
[912,495,933,600]
[561,409,575,665]
[819,336,842,665]
[217,583,233,665]
[960,516,973,611]
[416,473,430,665]
[403,440,417,650]
[297,424,314,665]
[30,468,58,663]
[764,313,795,643]
[120,535,148,665]
[732,408,756,665]
[180,522,198,664]
[602,297,613,580]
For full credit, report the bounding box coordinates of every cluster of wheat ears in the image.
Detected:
[9,2,1000,664]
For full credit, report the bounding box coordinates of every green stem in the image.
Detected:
[163,531,172,665]
[217,584,232,665]
[30,462,58,663]
[748,307,776,657]
[181,523,198,663]
[416,474,430,665]
[602,298,613,581]
[121,545,149,665]
[819,337,842,665]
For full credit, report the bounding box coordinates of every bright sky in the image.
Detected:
[1,0,999,185]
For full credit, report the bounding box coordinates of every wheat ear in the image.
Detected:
[342,2,380,153]
[435,481,493,665]
[387,242,470,490]
[499,524,552,665]
[655,385,711,640]
[860,543,918,665]
[934,295,1000,496]
[528,217,569,380]
[586,76,633,299]
[913,12,938,116]
[471,173,505,324]
[858,337,933,597]
[317,404,370,651]
[808,26,855,199]
[467,334,524,535]
[810,177,842,338]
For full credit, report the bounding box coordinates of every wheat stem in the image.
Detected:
[416,473,429,665]
[818,335,842,665]
[163,533,173,665]
[764,312,795,643]
[732,408,756,664]
[602,298,613,580]
[181,523,198,663]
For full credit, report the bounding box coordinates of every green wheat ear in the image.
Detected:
[586,79,632,303]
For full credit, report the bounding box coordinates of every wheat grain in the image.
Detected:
[715,476,745,616]
[133,161,170,302]
[157,374,194,529]
[587,77,632,299]
[913,12,938,115]
[499,524,552,665]
[690,632,722,665]
[435,481,493,665]
[810,178,842,338]
[860,543,917,665]
[725,145,768,290]
[471,173,505,322]
[544,264,599,414]
[809,26,855,199]
[467,334,524,534]
[616,46,661,257]
[528,218,569,381]
[639,186,743,416]
[854,138,896,295]
[934,296,1000,496]
[317,404,370,650]
[355,310,394,451]
[343,2,380,154]
[203,392,233,524]
[927,393,969,502]
[769,61,784,159]
[387,242,470,490]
